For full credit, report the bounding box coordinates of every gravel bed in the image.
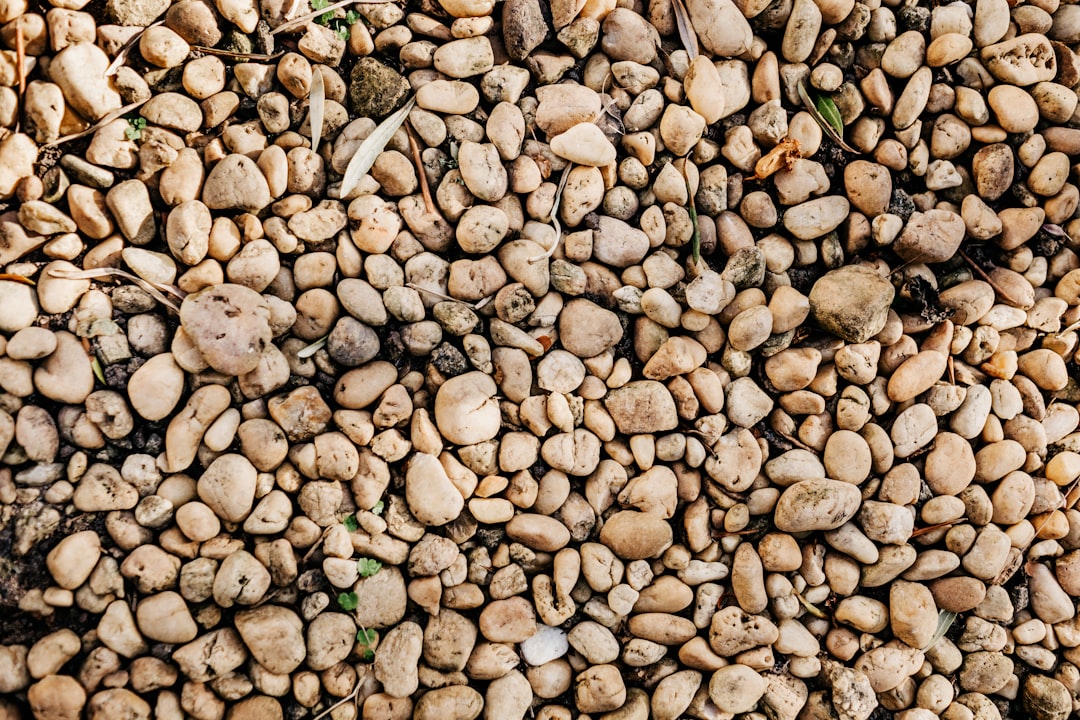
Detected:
[1,0,1080,718]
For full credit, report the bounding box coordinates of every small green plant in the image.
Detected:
[125,116,146,141]
[356,627,376,661]
[357,558,382,577]
[343,514,359,532]
[337,591,359,611]
[311,0,360,39]
[371,500,384,516]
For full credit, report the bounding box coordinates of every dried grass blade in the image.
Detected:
[797,81,859,154]
[339,96,415,198]
[42,98,150,149]
[309,67,325,156]
[669,0,699,59]
[271,0,391,35]
[528,162,572,263]
[106,21,164,76]
[48,266,185,313]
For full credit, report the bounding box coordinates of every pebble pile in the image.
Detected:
[2,0,1080,717]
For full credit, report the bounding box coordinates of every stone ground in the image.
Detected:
[2,0,1080,718]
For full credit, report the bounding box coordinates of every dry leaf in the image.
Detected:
[752,137,802,180]
[339,96,415,198]
[309,67,325,156]
[670,0,699,59]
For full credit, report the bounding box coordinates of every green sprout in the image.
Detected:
[371,500,384,516]
[357,627,376,661]
[125,116,146,141]
[357,558,382,577]
[343,514,359,532]
[311,0,358,39]
[337,591,359,611]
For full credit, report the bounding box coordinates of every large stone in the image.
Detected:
[809,265,895,343]
[604,381,679,434]
[348,58,411,120]
[179,283,273,376]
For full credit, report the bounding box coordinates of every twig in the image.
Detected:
[15,23,24,99]
[909,519,961,538]
[957,249,1021,307]
[271,0,392,35]
[405,120,436,215]
[189,45,285,61]
[41,98,150,149]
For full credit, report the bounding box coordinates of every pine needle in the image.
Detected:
[669,0,699,59]
[339,96,415,198]
[189,46,285,61]
[309,67,325,156]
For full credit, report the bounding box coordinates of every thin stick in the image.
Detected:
[957,249,1021,307]
[405,120,436,215]
[41,98,150,149]
[15,23,24,99]
[189,45,285,61]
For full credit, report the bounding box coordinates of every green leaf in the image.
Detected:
[310,0,328,9]
[319,10,334,23]
[343,514,359,532]
[371,500,384,516]
[815,94,844,136]
[336,25,350,39]
[124,116,145,141]
[357,627,376,646]
[345,9,361,23]
[685,175,700,266]
[797,81,859,155]
[91,356,106,385]
[337,591,359,611]
[357,558,382,577]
